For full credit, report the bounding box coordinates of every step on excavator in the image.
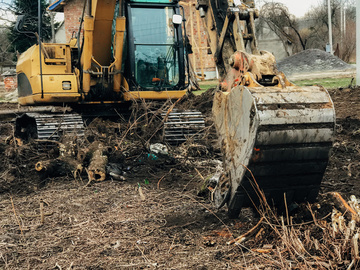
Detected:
[197,0,335,217]
[14,0,204,144]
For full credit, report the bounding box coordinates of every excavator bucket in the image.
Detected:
[213,85,335,217]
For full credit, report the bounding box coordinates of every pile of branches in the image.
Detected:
[226,183,360,269]
[0,98,215,191]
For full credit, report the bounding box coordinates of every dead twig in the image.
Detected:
[40,199,44,225]
[135,243,153,265]
[330,192,360,222]
[284,193,289,226]
[228,217,264,245]
[157,168,174,190]
[168,235,176,253]
[195,167,205,181]
[21,212,54,219]
[10,195,23,235]
[307,202,321,228]
[138,183,146,200]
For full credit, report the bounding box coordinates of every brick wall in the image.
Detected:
[182,0,216,77]
[63,0,84,42]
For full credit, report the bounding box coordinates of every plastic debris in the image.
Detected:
[150,143,168,155]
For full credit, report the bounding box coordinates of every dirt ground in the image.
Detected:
[1,85,360,269]
[323,87,360,196]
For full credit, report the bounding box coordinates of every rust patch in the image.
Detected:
[321,101,334,109]
[251,149,263,162]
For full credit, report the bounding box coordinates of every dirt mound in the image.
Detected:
[277,49,353,75]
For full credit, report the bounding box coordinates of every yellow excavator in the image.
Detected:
[14,0,335,217]
[197,0,335,217]
[15,0,203,143]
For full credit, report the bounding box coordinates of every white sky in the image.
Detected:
[257,0,323,18]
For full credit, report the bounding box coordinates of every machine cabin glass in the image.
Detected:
[129,6,184,90]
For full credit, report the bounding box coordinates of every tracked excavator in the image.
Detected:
[14,0,204,143]
[14,0,335,217]
[197,0,336,217]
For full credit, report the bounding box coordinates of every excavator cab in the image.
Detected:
[126,3,186,91]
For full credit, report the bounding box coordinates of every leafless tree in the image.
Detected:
[0,29,15,73]
[338,21,355,62]
[257,2,307,53]
[305,0,355,61]
[256,0,355,61]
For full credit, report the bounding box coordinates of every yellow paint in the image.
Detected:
[16,2,186,107]
[17,43,80,105]
[90,0,117,66]
[18,93,80,105]
[113,17,126,92]
[123,90,187,101]
[83,16,95,93]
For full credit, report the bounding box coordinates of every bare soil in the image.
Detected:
[323,88,360,196]
[0,86,360,269]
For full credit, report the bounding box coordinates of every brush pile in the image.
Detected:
[221,186,360,269]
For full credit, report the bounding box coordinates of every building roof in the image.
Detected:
[48,0,67,12]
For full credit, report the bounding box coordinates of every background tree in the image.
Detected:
[305,0,355,61]
[257,2,308,56]
[0,29,15,73]
[257,0,355,62]
[7,0,53,54]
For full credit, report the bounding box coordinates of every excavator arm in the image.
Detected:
[196,0,258,77]
[198,0,336,217]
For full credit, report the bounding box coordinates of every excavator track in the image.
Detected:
[15,112,85,141]
[14,108,204,144]
[162,110,205,144]
[213,85,335,217]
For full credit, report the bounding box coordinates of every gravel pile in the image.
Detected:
[277,49,353,75]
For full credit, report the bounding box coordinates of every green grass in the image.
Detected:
[192,77,355,95]
[193,80,218,95]
[193,89,209,95]
[293,77,355,89]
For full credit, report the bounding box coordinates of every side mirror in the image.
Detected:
[15,15,25,32]
[172,14,182,25]
[14,14,36,36]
